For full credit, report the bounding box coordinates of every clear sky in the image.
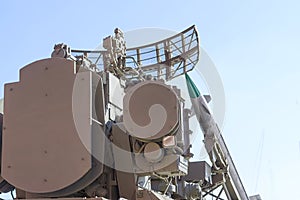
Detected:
[1,0,300,199]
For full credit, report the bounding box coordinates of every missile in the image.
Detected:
[185,73,216,135]
[185,73,249,200]
[185,73,225,167]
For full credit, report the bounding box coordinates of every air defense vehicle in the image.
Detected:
[0,26,261,200]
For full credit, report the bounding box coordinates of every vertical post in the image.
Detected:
[164,41,171,80]
[136,49,141,66]
[183,109,192,158]
[156,44,162,79]
[181,33,187,73]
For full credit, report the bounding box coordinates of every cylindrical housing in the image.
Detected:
[123,81,180,141]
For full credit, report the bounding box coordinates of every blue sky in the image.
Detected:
[1,0,300,199]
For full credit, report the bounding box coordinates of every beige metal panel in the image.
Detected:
[123,81,179,140]
[72,70,93,153]
[0,113,2,131]
[0,113,9,186]
[93,74,105,125]
[107,73,124,121]
[23,72,105,197]
[0,98,3,113]
[108,73,124,110]
[111,124,136,199]
[2,58,92,193]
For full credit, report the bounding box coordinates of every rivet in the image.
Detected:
[9,88,13,91]
[7,165,11,169]
[43,179,47,182]
[3,127,6,130]
[44,150,48,154]
[45,67,48,70]
[81,157,85,161]
[45,93,48,97]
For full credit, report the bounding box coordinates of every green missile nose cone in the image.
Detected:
[185,73,200,98]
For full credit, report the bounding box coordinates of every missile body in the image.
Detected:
[185,74,222,163]
[185,73,249,200]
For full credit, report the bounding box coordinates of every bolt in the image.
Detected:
[81,157,85,161]
[44,150,48,154]
[7,165,11,169]
[45,67,48,70]
[45,93,48,97]
[9,88,13,91]
[43,179,47,182]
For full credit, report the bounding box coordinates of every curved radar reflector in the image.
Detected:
[123,81,179,140]
[126,25,200,81]
[71,25,200,81]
